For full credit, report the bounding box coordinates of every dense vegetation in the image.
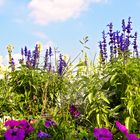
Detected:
[0,17,140,140]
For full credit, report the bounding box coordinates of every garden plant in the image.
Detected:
[0,17,140,140]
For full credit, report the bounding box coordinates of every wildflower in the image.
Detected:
[93,128,113,140]
[44,49,49,69]
[107,22,113,33]
[115,121,129,135]
[58,54,67,76]
[102,30,107,59]
[69,104,80,118]
[24,46,28,57]
[18,120,34,135]
[45,119,57,128]
[37,131,51,139]
[126,17,132,34]
[26,50,31,67]
[5,120,19,129]
[133,32,139,58]
[4,128,25,140]
[122,19,126,32]
[10,58,15,71]
[99,41,105,64]
[49,46,53,57]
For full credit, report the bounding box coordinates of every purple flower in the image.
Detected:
[107,22,113,33]
[26,50,32,67]
[99,41,105,64]
[115,121,129,135]
[18,120,34,134]
[102,30,107,59]
[122,19,126,32]
[4,128,25,140]
[5,120,19,129]
[45,119,57,128]
[49,47,53,56]
[69,105,80,118]
[44,49,49,69]
[133,32,139,58]
[58,54,67,76]
[126,17,132,34]
[24,46,28,56]
[94,128,113,140]
[126,133,140,140]
[37,131,51,139]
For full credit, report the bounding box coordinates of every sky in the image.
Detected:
[0,0,140,65]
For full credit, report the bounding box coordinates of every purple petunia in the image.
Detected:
[18,120,34,135]
[115,121,140,140]
[94,128,113,140]
[45,119,57,128]
[4,128,25,140]
[126,133,140,140]
[37,130,51,139]
[69,105,80,118]
[5,120,19,129]
[115,121,129,135]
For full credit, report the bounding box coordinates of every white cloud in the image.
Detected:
[28,0,107,25]
[33,31,48,40]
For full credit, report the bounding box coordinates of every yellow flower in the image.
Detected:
[37,43,43,52]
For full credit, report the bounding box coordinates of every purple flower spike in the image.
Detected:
[45,119,57,128]
[4,128,25,140]
[94,128,113,140]
[115,121,129,135]
[102,30,107,59]
[58,54,67,76]
[37,131,51,139]
[126,17,132,34]
[133,32,139,58]
[24,46,28,57]
[122,19,126,32]
[49,46,53,56]
[107,22,113,33]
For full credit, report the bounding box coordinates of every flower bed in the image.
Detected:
[0,17,140,139]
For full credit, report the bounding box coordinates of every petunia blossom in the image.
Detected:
[115,121,129,135]
[4,128,25,140]
[18,120,34,135]
[94,128,113,140]
[126,133,140,140]
[5,120,19,129]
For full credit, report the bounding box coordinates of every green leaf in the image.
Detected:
[102,114,109,127]
[100,93,110,104]
[110,73,118,85]
[110,105,122,113]
[96,114,101,127]
[125,116,130,130]
[88,93,93,103]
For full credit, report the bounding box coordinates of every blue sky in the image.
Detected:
[0,0,140,64]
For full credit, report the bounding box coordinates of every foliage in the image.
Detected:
[0,17,140,139]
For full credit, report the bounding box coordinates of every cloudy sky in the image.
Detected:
[0,0,140,64]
